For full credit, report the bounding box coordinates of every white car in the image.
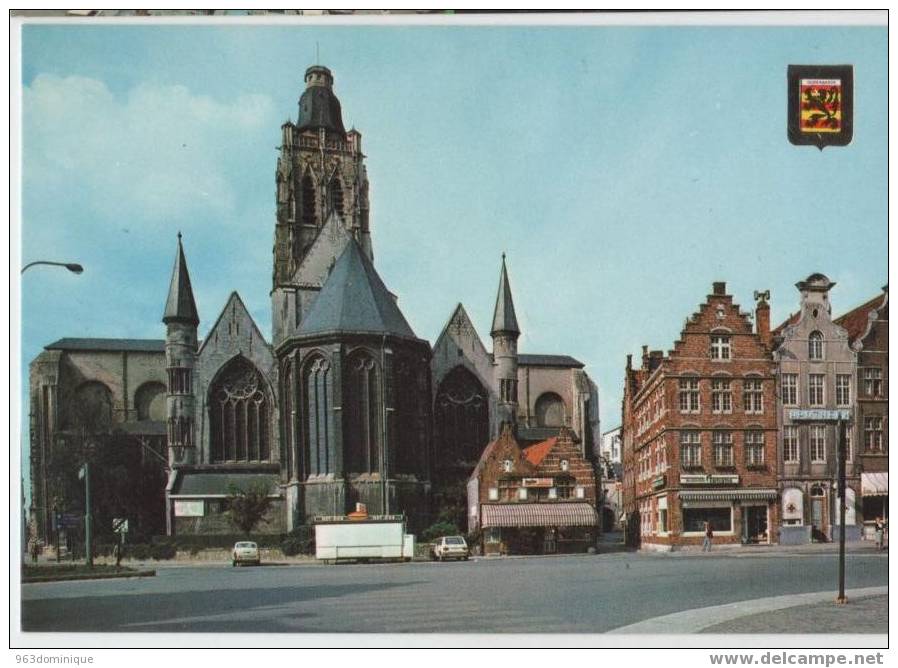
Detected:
[232,541,260,566]
[431,535,469,561]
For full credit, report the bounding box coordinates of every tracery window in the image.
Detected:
[300,173,316,227]
[209,357,271,463]
[344,352,381,474]
[434,366,489,467]
[328,178,344,219]
[282,360,294,478]
[394,357,422,475]
[303,356,331,476]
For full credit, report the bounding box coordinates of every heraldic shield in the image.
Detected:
[788,65,853,149]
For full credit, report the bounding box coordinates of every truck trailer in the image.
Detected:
[313,514,415,563]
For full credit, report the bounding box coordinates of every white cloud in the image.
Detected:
[23,74,277,222]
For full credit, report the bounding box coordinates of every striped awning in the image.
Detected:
[678,489,777,502]
[481,503,598,528]
[861,472,888,497]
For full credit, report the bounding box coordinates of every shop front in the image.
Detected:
[861,472,888,540]
[480,502,598,556]
[677,489,777,546]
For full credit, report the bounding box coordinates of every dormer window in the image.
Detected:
[560,459,569,472]
[808,331,824,360]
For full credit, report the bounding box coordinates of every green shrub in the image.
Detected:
[128,544,151,560]
[420,521,460,543]
[150,542,177,560]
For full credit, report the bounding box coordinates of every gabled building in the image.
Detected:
[772,274,859,543]
[834,285,888,538]
[467,425,598,555]
[621,282,779,550]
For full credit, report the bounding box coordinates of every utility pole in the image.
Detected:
[836,419,847,604]
[80,462,93,568]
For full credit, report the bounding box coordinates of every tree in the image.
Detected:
[225,482,273,535]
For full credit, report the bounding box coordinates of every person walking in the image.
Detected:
[702,521,713,552]
[874,517,885,551]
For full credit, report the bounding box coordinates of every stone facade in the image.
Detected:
[772,274,860,544]
[621,282,779,551]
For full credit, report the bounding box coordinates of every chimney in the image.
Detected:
[626,354,632,370]
[754,289,771,348]
[641,345,649,369]
[712,281,727,296]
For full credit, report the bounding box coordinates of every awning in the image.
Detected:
[678,488,777,502]
[481,502,597,528]
[861,472,889,497]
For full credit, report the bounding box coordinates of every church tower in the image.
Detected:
[163,233,199,468]
[490,254,520,436]
[272,64,372,347]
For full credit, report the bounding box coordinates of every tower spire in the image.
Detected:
[163,233,199,326]
[491,253,520,336]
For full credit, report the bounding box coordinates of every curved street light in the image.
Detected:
[21,261,84,275]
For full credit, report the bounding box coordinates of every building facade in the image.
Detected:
[834,285,888,538]
[621,282,779,550]
[467,426,599,555]
[772,274,860,544]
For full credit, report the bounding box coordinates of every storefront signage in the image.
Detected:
[173,500,205,517]
[652,475,666,490]
[521,477,553,488]
[680,474,740,486]
[789,409,850,422]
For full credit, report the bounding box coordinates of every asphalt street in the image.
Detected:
[21,551,888,634]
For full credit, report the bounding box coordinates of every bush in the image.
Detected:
[420,521,460,543]
[128,543,151,560]
[150,542,177,560]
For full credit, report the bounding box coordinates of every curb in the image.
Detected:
[23,569,157,583]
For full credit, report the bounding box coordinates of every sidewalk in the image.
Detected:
[701,594,888,634]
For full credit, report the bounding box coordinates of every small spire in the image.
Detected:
[163,233,199,326]
[491,253,520,337]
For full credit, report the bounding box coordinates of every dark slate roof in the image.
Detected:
[518,354,584,368]
[172,472,281,497]
[297,239,417,339]
[296,66,346,136]
[490,254,520,336]
[45,338,166,353]
[163,234,199,326]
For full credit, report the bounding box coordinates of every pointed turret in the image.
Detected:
[163,232,199,326]
[490,254,520,437]
[490,253,520,336]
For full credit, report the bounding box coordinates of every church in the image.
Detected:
[28,64,600,542]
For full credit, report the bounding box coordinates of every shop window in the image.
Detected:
[682,507,732,533]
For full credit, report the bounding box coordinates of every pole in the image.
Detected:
[84,462,93,568]
[836,419,846,604]
[54,506,60,563]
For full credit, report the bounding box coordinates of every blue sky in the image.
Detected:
[18,23,887,491]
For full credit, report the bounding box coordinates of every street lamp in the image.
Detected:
[21,261,84,275]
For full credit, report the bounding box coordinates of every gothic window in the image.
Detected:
[282,360,294,479]
[535,392,566,428]
[344,352,381,474]
[209,357,271,463]
[434,366,489,468]
[328,178,344,219]
[394,357,421,475]
[167,368,191,395]
[303,355,331,476]
[65,381,113,432]
[300,173,316,227]
[134,382,166,421]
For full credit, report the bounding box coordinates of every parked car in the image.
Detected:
[232,541,260,566]
[431,535,469,561]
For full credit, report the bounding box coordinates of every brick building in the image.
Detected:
[834,285,888,538]
[621,282,779,550]
[467,426,599,555]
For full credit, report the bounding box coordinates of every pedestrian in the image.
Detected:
[29,540,40,563]
[702,521,713,552]
[874,517,885,551]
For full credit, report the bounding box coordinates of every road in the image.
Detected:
[21,551,888,634]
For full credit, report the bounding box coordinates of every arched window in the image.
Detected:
[434,366,489,468]
[344,352,381,474]
[394,356,422,475]
[282,360,294,479]
[535,392,566,428]
[66,381,114,432]
[808,331,824,360]
[300,173,316,227]
[209,357,271,463]
[134,382,166,421]
[303,355,331,476]
[327,178,344,219]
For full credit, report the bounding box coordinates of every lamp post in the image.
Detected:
[21,261,84,275]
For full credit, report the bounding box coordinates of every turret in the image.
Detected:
[490,253,520,436]
[163,232,199,467]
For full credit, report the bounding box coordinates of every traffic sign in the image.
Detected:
[112,518,129,534]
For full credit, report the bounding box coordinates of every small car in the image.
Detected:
[431,535,469,561]
[232,541,260,566]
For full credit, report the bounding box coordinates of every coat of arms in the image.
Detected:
[788,65,853,149]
